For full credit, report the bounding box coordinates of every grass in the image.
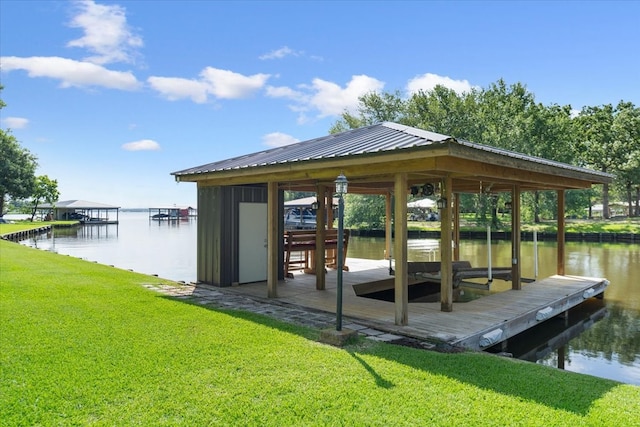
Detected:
[0,220,78,236]
[1,240,639,426]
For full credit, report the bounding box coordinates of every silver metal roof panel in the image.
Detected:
[172,122,612,181]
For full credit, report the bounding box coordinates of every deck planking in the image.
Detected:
[221,258,608,350]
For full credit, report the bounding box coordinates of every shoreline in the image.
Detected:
[352,228,640,244]
[2,222,639,244]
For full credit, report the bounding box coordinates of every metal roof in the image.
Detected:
[172,122,612,182]
[39,200,120,209]
[172,122,453,176]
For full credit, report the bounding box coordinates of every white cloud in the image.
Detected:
[309,75,385,117]
[259,46,301,60]
[122,139,160,151]
[269,75,384,120]
[147,76,210,103]
[262,132,300,147]
[0,56,140,90]
[148,67,270,102]
[1,117,29,129]
[200,67,270,99]
[67,0,143,65]
[265,85,307,102]
[406,73,475,95]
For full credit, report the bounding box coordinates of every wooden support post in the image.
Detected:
[511,185,522,290]
[315,185,327,290]
[267,181,279,298]
[394,173,408,325]
[385,191,392,260]
[440,175,453,312]
[453,192,460,261]
[327,190,335,230]
[557,190,566,275]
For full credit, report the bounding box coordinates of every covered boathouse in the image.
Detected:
[171,122,613,350]
[38,200,120,224]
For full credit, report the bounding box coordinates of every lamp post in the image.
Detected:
[335,173,348,331]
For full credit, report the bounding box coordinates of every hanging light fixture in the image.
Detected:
[335,173,348,195]
[437,197,448,210]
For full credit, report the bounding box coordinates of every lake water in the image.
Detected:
[20,211,640,385]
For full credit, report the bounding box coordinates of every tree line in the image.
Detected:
[328,79,640,227]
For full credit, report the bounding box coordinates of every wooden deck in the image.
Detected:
[223,258,609,350]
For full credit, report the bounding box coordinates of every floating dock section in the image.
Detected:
[449,275,609,350]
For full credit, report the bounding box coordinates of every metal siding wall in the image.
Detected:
[197,185,272,286]
[197,186,222,284]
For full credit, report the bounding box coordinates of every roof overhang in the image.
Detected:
[172,122,612,195]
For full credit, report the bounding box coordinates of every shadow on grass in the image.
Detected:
[350,352,395,389]
[163,288,619,416]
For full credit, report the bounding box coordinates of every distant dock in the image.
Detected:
[149,206,197,220]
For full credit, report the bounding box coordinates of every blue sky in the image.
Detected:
[1,1,638,208]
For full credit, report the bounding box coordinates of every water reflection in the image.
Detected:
[485,299,608,362]
[23,211,197,283]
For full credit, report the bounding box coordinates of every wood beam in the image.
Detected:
[453,193,460,261]
[511,185,522,290]
[385,191,392,260]
[440,175,453,312]
[315,185,327,290]
[267,181,279,298]
[436,157,596,190]
[557,190,566,275]
[394,173,408,325]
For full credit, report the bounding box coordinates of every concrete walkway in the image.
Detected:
[143,281,436,349]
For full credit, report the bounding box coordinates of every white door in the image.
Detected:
[238,202,268,283]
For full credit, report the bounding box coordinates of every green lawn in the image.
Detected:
[1,240,639,426]
[0,220,78,236]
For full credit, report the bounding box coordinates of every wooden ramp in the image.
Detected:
[221,258,609,351]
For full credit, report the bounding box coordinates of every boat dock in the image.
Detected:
[223,258,608,351]
[149,206,197,220]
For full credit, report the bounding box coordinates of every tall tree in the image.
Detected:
[0,87,38,217]
[1,86,38,216]
[343,194,386,229]
[573,101,640,218]
[405,85,480,140]
[474,80,536,153]
[329,91,407,134]
[0,131,38,216]
[30,175,60,221]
